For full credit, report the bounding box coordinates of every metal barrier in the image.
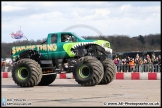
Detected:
[1,64,161,72]
[1,66,12,72]
[116,64,161,72]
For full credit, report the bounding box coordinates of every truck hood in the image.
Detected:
[80,39,110,46]
[63,39,111,57]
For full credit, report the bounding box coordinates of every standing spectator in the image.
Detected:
[134,56,140,72]
[153,57,159,72]
[129,58,135,72]
[158,55,161,65]
[139,59,144,72]
[117,57,121,72]
[158,56,161,72]
[126,56,130,64]
[154,56,161,72]
[147,57,153,72]
[136,54,139,59]
[134,57,140,64]
[7,61,13,72]
[146,54,150,59]
[114,58,118,66]
[145,54,151,72]
[153,59,158,65]
[143,59,147,64]
[151,54,156,64]
[122,60,128,72]
[1,59,6,72]
[143,59,148,72]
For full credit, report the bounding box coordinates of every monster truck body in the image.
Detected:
[11,32,116,87]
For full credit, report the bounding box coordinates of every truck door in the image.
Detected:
[48,33,68,59]
[48,33,78,59]
[47,34,59,59]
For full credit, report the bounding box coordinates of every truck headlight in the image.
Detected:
[102,43,106,47]
[102,43,112,54]
[105,47,112,54]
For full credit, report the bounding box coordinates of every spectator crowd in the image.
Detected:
[114,54,161,72]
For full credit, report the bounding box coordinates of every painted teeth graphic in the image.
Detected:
[71,42,96,55]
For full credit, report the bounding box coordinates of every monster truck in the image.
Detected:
[11,32,116,87]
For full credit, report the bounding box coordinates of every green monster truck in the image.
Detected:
[11,32,116,87]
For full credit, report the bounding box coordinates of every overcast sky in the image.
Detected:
[2,1,161,43]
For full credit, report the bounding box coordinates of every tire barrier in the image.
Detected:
[1,72,160,80]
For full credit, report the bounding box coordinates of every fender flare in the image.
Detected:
[16,50,44,62]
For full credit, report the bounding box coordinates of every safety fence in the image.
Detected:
[116,64,161,72]
[1,66,12,72]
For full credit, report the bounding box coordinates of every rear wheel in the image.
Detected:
[73,56,104,86]
[12,59,42,87]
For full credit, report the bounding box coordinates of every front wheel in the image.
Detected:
[99,58,116,84]
[73,56,104,86]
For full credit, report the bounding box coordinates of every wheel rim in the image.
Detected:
[18,67,29,80]
[78,65,90,78]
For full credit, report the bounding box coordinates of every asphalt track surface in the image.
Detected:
[1,78,161,107]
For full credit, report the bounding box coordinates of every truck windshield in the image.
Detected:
[78,35,85,40]
[72,32,85,40]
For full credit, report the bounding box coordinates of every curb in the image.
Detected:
[1,72,161,80]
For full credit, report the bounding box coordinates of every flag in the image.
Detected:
[11,29,25,39]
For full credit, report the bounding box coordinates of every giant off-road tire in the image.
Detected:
[38,74,57,86]
[99,58,116,84]
[73,56,104,86]
[12,59,42,87]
